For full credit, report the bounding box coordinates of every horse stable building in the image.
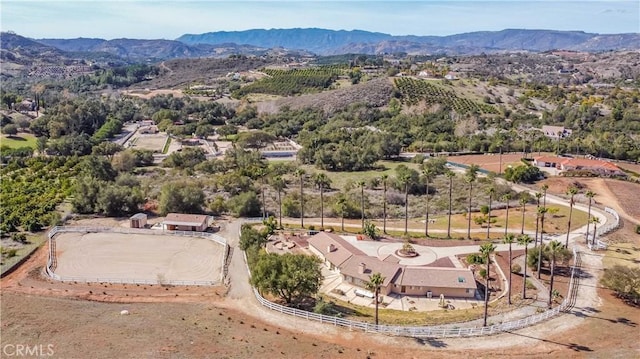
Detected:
[307,232,477,298]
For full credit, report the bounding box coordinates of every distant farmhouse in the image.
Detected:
[541,125,572,139]
[308,232,477,298]
[533,156,625,176]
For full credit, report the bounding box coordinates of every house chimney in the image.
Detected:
[327,244,336,252]
[358,263,366,274]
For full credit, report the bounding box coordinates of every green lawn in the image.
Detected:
[1,133,37,149]
[301,160,421,190]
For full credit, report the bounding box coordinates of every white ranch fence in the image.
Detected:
[46,226,228,286]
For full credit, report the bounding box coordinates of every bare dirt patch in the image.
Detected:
[130,133,168,152]
[447,153,528,173]
[54,232,224,284]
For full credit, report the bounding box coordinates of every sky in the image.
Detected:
[1,1,639,40]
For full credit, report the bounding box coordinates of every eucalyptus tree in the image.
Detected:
[585,190,596,243]
[313,173,331,230]
[486,186,496,240]
[502,233,517,305]
[445,170,455,238]
[565,186,579,247]
[465,164,480,239]
[517,234,534,299]
[502,193,512,237]
[295,168,306,228]
[480,242,497,326]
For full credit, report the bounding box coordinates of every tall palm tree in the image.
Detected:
[480,242,497,326]
[380,174,388,234]
[313,173,331,230]
[465,164,479,239]
[271,176,286,229]
[565,186,579,247]
[486,186,496,240]
[422,167,435,237]
[399,173,412,236]
[502,193,512,237]
[445,170,455,238]
[541,184,549,208]
[336,195,347,232]
[590,216,601,246]
[536,206,548,279]
[533,192,542,248]
[502,233,517,305]
[585,190,596,244]
[295,168,306,228]
[366,272,385,326]
[517,234,534,299]
[545,240,564,309]
[256,167,268,219]
[519,193,530,235]
[357,180,366,230]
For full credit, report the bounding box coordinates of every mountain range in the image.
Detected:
[2,28,639,65]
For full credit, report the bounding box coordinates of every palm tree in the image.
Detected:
[517,234,534,299]
[366,272,385,326]
[445,170,455,238]
[545,240,564,309]
[536,206,548,279]
[465,164,479,239]
[519,193,530,235]
[486,186,495,240]
[422,167,435,237]
[502,233,517,305]
[336,195,347,232]
[271,176,286,229]
[357,180,366,230]
[565,186,579,247]
[256,167,268,219]
[313,173,331,230]
[502,193,512,237]
[295,168,306,228]
[590,216,600,246]
[399,173,412,236]
[541,184,549,208]
[380,174,388,234]
[533,192,542,248]
[480,242,497,326]
[585,190,596,244]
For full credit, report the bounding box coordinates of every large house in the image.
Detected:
[308,232,477,298]
[162,213,210,232]
[533,156,625,176]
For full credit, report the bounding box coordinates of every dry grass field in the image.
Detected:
[446,153,527,173]
[130,133,168,153]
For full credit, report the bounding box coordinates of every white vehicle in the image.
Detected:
[354,289,375,298]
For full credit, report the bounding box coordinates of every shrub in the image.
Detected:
[635,225,640,234]
[525,279,536,290]
[466,253,485,265]
[478,268,487,279]
[601,265,640,305]
[313,298,336,315]
[511,263,522,274]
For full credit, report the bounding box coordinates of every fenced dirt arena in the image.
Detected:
[52,232,225,285]
[130,133,168,152]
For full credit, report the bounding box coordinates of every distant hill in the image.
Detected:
[177,28,640,55]
[36,37,309,61]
